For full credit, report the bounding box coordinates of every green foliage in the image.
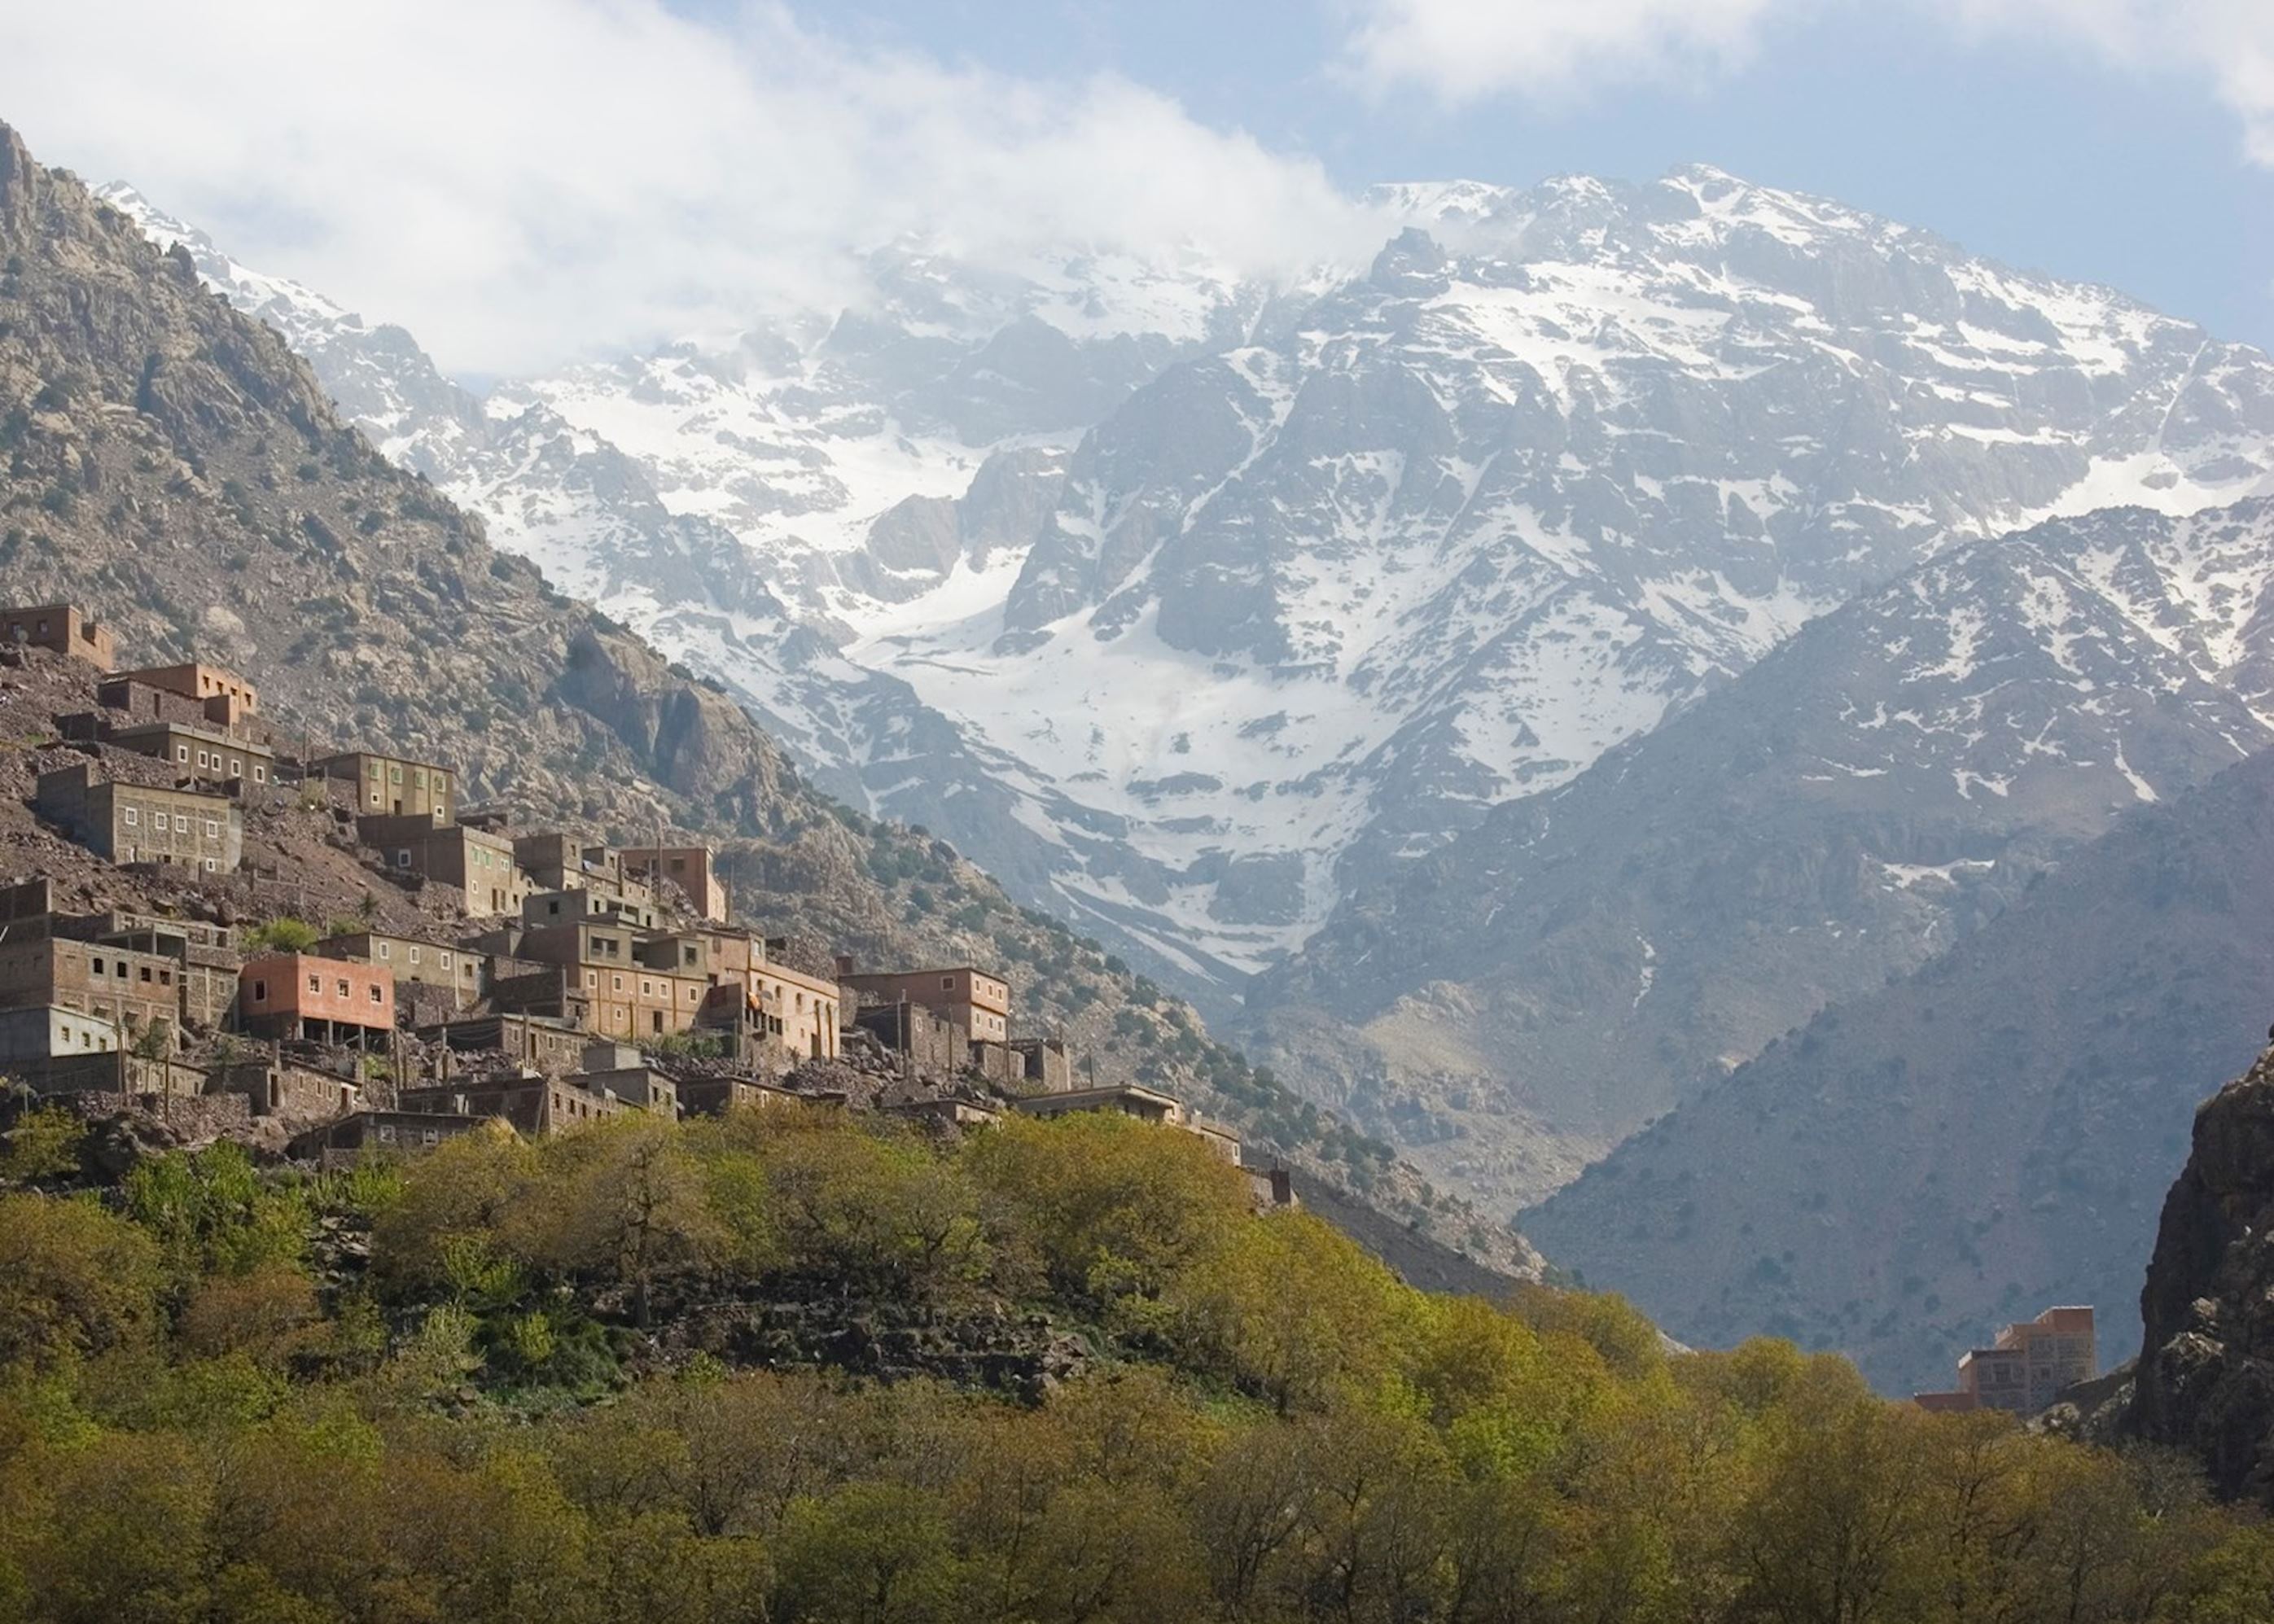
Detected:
[0,1105,84,1184]
[241,915,321,952]
[0,1108,2267,1623]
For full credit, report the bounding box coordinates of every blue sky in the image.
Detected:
[3,0,2268,373]
[810,0,2274,352]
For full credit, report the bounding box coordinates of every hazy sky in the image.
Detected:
[0,0,2267,374]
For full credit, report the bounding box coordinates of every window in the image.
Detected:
[306,974,320,993]
[422,1130,438,1146]
[611,974,624,992]
[253,765,265,784]
[439,952,451,970]
[389,765,402,783]
[368,985,383,1005]
[640,978,653,997]
[196,751,209,769]
[407,946,421,965]
[252,979,267,1001]
[942,977,955,991]
[138,965,151,983]
[335,979,349,998]
[204,859,217,873]
[204,820,218,840]
[123,808,138,827]
[176,745,190,764]
[375,942,391,960]
[378,1124,396,1144]
[91,956,104,974]
[227,759,241,777]
[394,851,411,868]
[151,812,168,833]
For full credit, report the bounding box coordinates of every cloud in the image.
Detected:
[1339,0,1801,104]
[1341,0,2274,173]
[0,1,1370,376]
[1936,0,2274,167]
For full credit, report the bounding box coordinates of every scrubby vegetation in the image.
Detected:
[0,1103,2268,1623]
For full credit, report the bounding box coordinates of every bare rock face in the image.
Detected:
[2127,1042,2274,1501]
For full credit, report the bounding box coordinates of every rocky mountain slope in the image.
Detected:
[1518,742,2274,1394]
[0,122,1525,1276]
[2126,1039,2274,1503]
[103,172,2274,1018]
[1251,498,2274,1207]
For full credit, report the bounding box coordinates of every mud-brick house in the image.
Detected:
[237,954,396,1044]
[0,937,189,1044]
[619,844,730,921]
[97,720,276,796]
[318,749,455,823]
[1014,1082,1242,1162]
[0,603,114,668]
[314,930,483,1011]
[0,1005,120,1063]
[359,815,528,917]
[35,761,243,873]
[839,962,1010,1044]
[112,662,259,727]
[396,1075,642,1135]
[290,1110,484,1168]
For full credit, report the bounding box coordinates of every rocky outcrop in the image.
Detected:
[2127,1042,2274,1501]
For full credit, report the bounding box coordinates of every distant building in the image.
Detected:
[1,603,114,668]
[677,1075,803,1117]
[1914,1306,2097,1415]
[358,815,526,916]
[237,953,396,1044]
[319,750,456,823]
[112,662,259,724]
[290,1110,484,1168]
[840,963,1009,1044]
[98,719,276,795]
[396,1075,642,1135]
[35,761,243,873]
[1012,1081,1241,1162]
[0,937,186,1044]
[756,960,842,1060]
[619,844,730,921]
[0,1005,121,1063]
[313,930,483,1009]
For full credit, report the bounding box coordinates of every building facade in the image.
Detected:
[35,763,243,873]
[314,930,483,1009]
[322,751,457,823]
[2,603,114,668]
[102,720,276,794]
[359,816,526,916]
[1915,1306,2097,1415]
[0,1005,121,1063]
[619,845,730,921]
[840,965,1010,1043]
[112,662,259,720]
[237,953,397,1043]
[0,938,186,1042]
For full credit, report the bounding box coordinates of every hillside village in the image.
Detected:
[0,602,1290,1201]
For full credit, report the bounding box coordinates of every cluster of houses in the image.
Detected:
[0,604,1279,1195]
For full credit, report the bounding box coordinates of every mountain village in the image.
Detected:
[0,602,1287,1202]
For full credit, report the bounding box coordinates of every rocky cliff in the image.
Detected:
[2127,1041,2274,1502]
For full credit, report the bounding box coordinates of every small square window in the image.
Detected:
[176,745,190,764]
[335,979,349,998]
[368,985,382,1005]
[306,974,321,993]
[123,808,138,827]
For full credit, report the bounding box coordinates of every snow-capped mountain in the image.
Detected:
[100,169,2274,1029]
[1250,497,2274,1210]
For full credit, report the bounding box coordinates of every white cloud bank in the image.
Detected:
[0,1,1369,375]
[1344,0,2274,171]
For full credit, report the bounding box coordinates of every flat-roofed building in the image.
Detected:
[0,1005,121,1062]
[755,960,841,1059]
[35,762,243,874]
[1917,1306,2096,1416]
[522,886,663,933]
[102,720,275,795]
[515,921,709,1041]
[1013,1082,1241,1162]
[0,937,185,1043]
[320,750,456,823]
[620,845,730,921]
[840,963,1009,1044]
[290,1110,484,1168]
[313,930,482,1009]
[237,953,396,1044]
[397,1075,638,1135]
[112,662,258,720]
[358,815,526,916]
[1,603,114,668]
